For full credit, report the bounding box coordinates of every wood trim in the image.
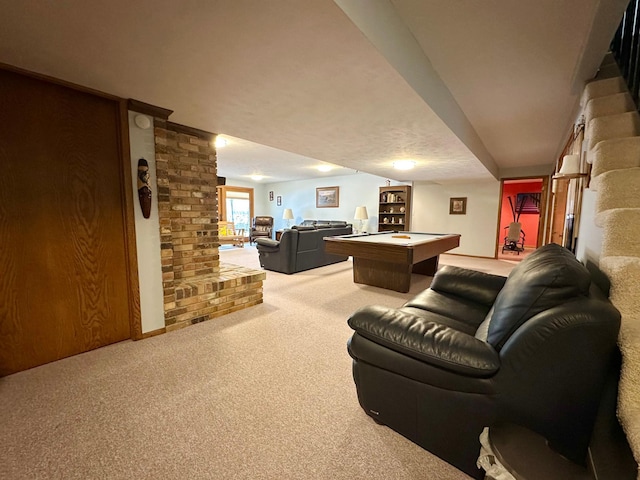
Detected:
[496,175,549,254]
[537,176,550,247]
[127,99,173,119]
[217,186,255,227]
[494,180,505,258]
[141,327,167,339]
[118,99,143,341]
[166,121,215,141]
[0,62,123,102]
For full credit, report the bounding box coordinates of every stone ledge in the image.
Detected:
[165,263,266,331]
[173,263,265,299]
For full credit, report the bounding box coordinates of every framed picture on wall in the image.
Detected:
[269,191,274,201]
[449,197,467,215]
[516,193,541,214]
[316,186,339,208]
[277,195,282,206]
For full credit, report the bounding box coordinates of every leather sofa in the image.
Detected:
[256,222,352,274]
[346,243,621,478]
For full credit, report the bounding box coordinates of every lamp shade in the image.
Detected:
[354,206,369,220]
[283,208,294,220]
[558,154,581,175]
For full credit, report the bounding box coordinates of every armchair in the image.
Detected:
[250,216,273,244]
[346,243,621,478]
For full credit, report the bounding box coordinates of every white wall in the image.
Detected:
[225,174,502,257]
[232,173,398,232]
[575,187,603,266]
[128,112,165,334]
[412,180,501,257]
[224,177,269,219]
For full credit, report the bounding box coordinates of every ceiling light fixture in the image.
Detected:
[317,165,332,172]
[214,136,227,148]
[250,175,264,181]
[393,160,416,170]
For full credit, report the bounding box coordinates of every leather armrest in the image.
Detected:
[431,265,507,306]
[348,305,500,377]
[256,238,279,249]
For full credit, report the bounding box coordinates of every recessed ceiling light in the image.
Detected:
[393,160,416,170]
[250,175,264,181]
[214,136,227,148]
[317,165,332,172]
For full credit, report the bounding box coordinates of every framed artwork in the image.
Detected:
[449,197,467,215]
[515,192,541,214]
[316,186,339,208]
[277,195,282,206]
[269,191,274,201]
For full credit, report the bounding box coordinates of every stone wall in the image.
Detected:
[154,119,265,331]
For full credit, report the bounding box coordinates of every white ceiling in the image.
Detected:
[0,0,628,184]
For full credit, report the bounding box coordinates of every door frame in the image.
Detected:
[495,175,550,258]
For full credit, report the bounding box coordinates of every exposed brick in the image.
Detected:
[154,124,261,330]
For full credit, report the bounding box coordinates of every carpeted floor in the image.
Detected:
[0,247,516,479]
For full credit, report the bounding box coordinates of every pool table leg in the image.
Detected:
[352,258,412,293]
[412,256,439,276]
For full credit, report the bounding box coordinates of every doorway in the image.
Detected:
[497,177,549,261]
[217,186,254,241]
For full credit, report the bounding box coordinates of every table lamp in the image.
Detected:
[283,208,294,228]
[354,206,368,233]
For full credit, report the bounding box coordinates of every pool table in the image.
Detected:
[324,231,461,292]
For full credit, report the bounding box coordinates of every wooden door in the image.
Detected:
[0,68,135,375]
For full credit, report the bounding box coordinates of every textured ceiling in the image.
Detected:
[0,0,627,184]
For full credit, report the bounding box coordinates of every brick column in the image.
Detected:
[154,120,264,330]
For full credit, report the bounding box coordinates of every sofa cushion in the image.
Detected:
[403,288,491,331]
[486,243,591,350]
[348,305,501,376]
[430,266,507,306]
[292,225,316,231]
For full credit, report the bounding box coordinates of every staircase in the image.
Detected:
[581,52,640,478]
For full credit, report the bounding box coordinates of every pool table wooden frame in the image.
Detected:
[324,232,461,292]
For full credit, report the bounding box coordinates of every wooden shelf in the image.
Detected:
[379,185,411,232]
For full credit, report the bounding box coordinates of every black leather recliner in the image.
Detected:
[256,223,352,274]
[346,243,621,478]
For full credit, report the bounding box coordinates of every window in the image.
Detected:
[217,186,254,233]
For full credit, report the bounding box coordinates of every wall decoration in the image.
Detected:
[449,197,467,215]
[269,191,274,201]
[515,192,541,214]
[277,195,282,206]
[137,158,152,218]
[316,186,339,208]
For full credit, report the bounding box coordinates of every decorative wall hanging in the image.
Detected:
[277,195,282,206]
[316,186,339,208]
[449,197,467,215]
[269,191,274,201]
[515,192,541,214]
[137,158,152,218]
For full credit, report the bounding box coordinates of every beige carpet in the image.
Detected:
[0,247,515,480]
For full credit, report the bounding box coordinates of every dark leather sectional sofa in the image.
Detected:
[256,221,352,274]
[346,243,623,478]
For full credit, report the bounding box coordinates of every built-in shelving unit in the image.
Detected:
[378,185,411,232]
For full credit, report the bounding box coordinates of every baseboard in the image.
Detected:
[141,327,166,339]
